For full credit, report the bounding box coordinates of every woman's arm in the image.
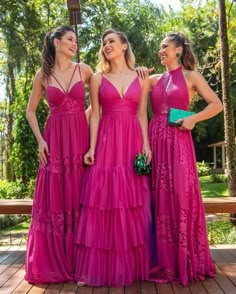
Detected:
[84,73,101,165]
[80,63,94,124]
[181,71,223,130]
[26,70,49,165]
[80,63,94,85]
[137,77,152,164]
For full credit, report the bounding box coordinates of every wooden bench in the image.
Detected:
[203,197,236,214]
[0,197,236,214]
[0,199,33,214]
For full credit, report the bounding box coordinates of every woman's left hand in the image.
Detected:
[142,144,152,164]
[177,116,196,131]
[135,66,154,79]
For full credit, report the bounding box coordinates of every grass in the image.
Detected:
[0,218,30,235]
[0,218,30,246]
[199,175,228,198]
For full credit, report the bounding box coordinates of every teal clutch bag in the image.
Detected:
[168,108,195,126]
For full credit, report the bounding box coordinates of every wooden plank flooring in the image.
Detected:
[0,245,236,293]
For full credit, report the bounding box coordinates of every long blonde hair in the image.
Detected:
[97,29,135,73]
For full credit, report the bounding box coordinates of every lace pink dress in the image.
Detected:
[75,75,151,287]
[25,64,89,284]
[148,66,216,286]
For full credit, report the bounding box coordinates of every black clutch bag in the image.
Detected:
[134,153,151,175]
[168,107,195,126]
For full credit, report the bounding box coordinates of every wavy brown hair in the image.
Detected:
[41,26,75,82]
[166,33,196,70]
[97,29,135,73]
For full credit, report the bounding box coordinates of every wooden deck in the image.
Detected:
[0,245,236,294]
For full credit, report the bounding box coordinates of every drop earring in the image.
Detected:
[176,52,181,64]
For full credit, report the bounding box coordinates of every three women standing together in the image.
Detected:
[25,26,223,287]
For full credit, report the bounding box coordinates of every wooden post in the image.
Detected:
[213,146,217,169]
[67,0,81,62]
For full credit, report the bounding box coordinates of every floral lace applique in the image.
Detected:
[40,154,84,173]
[30,207,79,234]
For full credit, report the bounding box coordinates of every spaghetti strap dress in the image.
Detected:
[75,74,151,287]
[25,64,89,284]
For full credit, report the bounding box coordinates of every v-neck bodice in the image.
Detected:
[45,64,85,115]
[99,75,141,115]
[51,64,77,94]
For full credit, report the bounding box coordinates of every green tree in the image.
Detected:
[1,0,234,186]
[0,0,68,184]
[218,0,236,198]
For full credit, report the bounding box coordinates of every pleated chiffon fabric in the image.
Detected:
[25,65,89,284]
[75,75,151,287]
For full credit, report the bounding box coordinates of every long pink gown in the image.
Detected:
[25,64,89,284]
[148,66,216,286]
[75,75,151,287]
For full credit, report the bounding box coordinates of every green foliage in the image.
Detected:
[0,180,26,199]
[197,161,211,176]
[79,0,166,72]
[0,0,67,183]
[0,217,30,233]
[26,178,36,198]
[11,76,48,183]
[0,0,235,184]
[0,216,29,245]
[209,170,228,183]
[207,220,236,245]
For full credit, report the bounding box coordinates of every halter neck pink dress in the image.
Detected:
[148,66,216,286]
[75,74,151,287]
[25,64,89,284]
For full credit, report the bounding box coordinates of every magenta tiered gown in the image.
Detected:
[75,75,151,287]
[148,66,216,286]
[25,64,89,284]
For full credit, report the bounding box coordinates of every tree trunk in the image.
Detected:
[218,0,236,196]
[218,0,236,225]
[5,60,15,181]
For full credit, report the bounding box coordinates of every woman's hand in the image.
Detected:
[142,143,152,164]
[177,116,196,131]
[38,140,49,165]
[84,148,95,165]
[135,66,154,79]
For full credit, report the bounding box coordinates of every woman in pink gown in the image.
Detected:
[75,29,152,287]
[148,33,223,286]
[25,26,93,284]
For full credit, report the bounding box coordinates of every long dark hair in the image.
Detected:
[97,29,135,73]
[166,33,196,70]
[41,26,75,82]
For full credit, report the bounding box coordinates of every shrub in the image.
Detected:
[26,178,36,198]
[0,215,28,229]
[0,180,27,199]
[209,170,227,183]
[197,161,210,176]
[207,219,236,245]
